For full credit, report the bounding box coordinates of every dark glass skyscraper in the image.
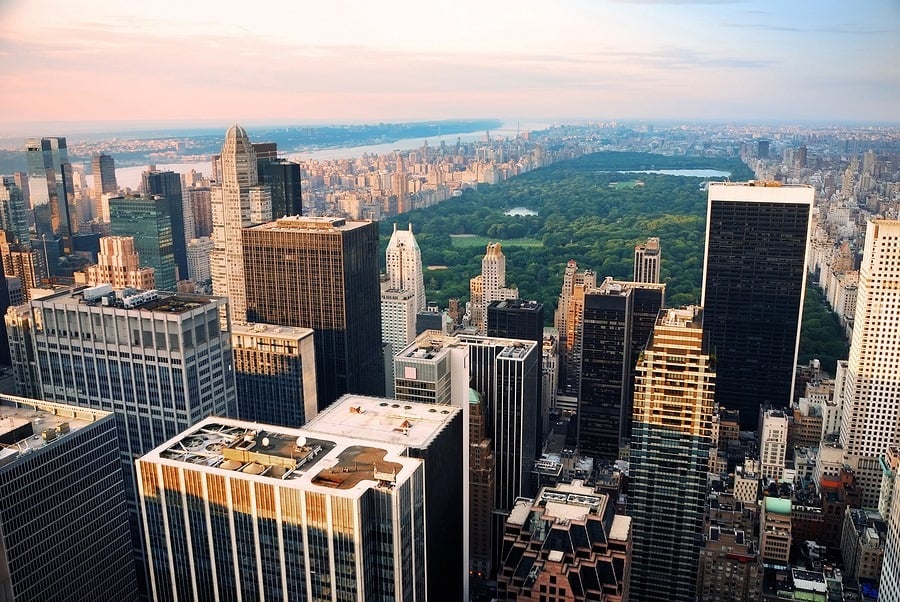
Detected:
[0,397,139,601]
[242,216,384,409]
[109,195,176,292]
[142,170,187,281]
[701,182,813,428]
[25,137,75,274]
[577,278,664,460]
[487,298,544,343]
[259,158,303,218]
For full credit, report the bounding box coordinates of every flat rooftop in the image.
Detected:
[247,215,372,232]
[140,416,421,497]
[35,285,220,314]
[304,394,460,449]
[232,322,315,341]
[0,396,111,468]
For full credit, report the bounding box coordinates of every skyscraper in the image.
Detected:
[257,154,303,218]
[305,394,466,601]
[243,216,384,408]
[629,306,715,601]
[0,176,30,247]
[487,299,544,344]
[633,236,661,283]
[469,242,518,333]
[139,396,463,601]
[109,195,176,291]
[142,170,188,281]
[30,284,238,586]
[232,322,318,428]
[92,152,118,219]
[881,466,900,599]
[185,236,214,285]
[839,220,900,507]
[210,125,272,323]
[26,137,76,274]
[457,333,540,513]
[554,260,597,395]
[0,396,138,601]
[75,236,156,289]
[577,278,665,460]
[701,181,813,428]
[385,223,425,311]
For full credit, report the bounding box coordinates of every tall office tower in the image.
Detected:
[701,181,813,428]
[469,242,518,333]
[839,220,900,508]
[232,322,318,427]
[578,278,665,460]
[0,176,30,247]
[109,195,176,291]
[386,223,426,311]
[76,236,156,290]
[392,333,493,574]
[91,152,118,218]
[633,236,661,283]
[459,334,540,511]
[186,236,214,284]
[4,305,39,398]
[555,260,597,395]
[760,408,789,481]
[497,481,632,601]
[882,468,900,599]
[381,287,417,395]
[487,299,544,343]
[305,395,465,601]
[26,137,76,274]
[12,171,29,209]
[30,285,237,584]
[210,125,272,323]
[757,140,770,160]
[143,170,188,281]
[138,411,426,601]
[243,216,383,408]
[469,388,496,577]
[186,186,213,237]
[0,396,139,601]
[258,156,303,218]
[629,306,715,602]
[0,262,8,364]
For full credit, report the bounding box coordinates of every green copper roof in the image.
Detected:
[469,388,481,404]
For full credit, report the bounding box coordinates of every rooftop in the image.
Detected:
[140,416,421,497]
[301,394,460,450]
[35,284,220,314]
[232,322,314,341]
[0,396,111,469]
[247,215,372,232]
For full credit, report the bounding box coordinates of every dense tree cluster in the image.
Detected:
[798,281,850,375]
[380,151,753,314]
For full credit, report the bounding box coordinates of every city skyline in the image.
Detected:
[0,0,898,132]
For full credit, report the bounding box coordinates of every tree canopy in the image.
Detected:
[380,151,754,316]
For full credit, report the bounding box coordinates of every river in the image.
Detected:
[115,120,551,190]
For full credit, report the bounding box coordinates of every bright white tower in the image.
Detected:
[210,125,271,323]
[839,219,900,508]
[386,223,426,310]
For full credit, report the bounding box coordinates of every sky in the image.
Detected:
[0,0,898,132]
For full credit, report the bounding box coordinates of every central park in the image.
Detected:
[378,151,848,374]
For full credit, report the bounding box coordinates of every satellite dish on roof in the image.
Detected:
[296,436,307,448]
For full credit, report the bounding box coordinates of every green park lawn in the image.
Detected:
[449,234,543,249]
